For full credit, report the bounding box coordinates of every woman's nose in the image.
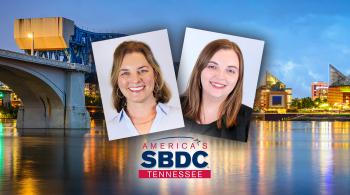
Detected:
[128,72,141,83]
[215,69,226,79]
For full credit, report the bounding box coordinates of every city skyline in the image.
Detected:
[1,0,350,98]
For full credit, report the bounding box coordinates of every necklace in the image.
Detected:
[130,113,156,125]
[128,109,157,125]
[130,112,156,135]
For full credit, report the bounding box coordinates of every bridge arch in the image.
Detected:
[0,49,90,129]
[0,65,65,128]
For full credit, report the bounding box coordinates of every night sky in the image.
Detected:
[1,0,350,97]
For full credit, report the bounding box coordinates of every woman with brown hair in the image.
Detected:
[181,39,252,141]
[109,41,182,140]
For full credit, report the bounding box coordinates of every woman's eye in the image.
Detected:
[207,64,217,69]
[139,69,149,73]
[120,72,129,76]
[227,69,236,74]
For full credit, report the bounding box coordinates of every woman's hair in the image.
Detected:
[111,41,171,112]
[182,39,244,128]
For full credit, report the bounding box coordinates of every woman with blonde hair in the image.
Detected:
[110,41,182,139]
[181,39,252,141]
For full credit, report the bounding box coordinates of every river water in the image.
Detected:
[0,119,349,194]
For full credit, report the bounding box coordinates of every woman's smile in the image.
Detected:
[209,81,227,89]
[128,85,145,93]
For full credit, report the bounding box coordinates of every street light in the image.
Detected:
[27,32,34,55]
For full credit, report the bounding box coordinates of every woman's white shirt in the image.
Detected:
[107,103,184,140]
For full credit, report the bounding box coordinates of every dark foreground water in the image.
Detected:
[0,119,349,194]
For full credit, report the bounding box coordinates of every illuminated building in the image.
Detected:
[0,83,12,108]
[311,82,328,100]
[14,17,123,66]
[84,83,100,98]
[254,72,292,113]
[328,65,350,106]
[0,82,21,108]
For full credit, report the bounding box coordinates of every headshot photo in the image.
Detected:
[178,28,264,142]
[92,30,184,140]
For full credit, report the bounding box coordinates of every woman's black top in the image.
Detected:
[183,104,252,142]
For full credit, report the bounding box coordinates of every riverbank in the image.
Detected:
[253,113,350,121]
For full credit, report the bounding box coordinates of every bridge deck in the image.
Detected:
[0,49,90,72]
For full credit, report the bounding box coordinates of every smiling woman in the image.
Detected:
[181,39,252,141]
[109,41,182,139]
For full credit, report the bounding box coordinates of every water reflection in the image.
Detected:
[0,119,349,194]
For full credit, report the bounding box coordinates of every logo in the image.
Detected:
[139,136,211,178]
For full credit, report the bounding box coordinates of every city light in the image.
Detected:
[340,86,350,93]
[319,103,329,108]
[27,32,34,55]
[27,32,33,38]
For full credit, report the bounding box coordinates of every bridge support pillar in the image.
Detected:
[64,71,90,129]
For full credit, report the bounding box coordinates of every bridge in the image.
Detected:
[0,17,126,128]
[0,49,90,129]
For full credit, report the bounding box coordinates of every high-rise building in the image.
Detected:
[311,82,328,100]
